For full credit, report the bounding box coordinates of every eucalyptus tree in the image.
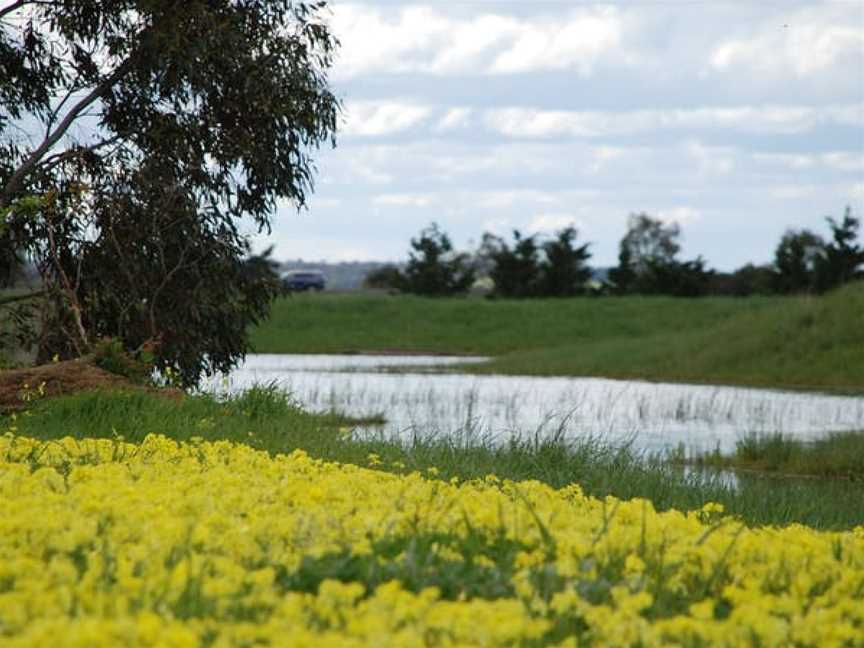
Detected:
[0,1,340,385]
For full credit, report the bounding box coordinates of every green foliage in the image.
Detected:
[243,245,283,293]
[710,264,777,297]
[1,1,340,386]
[480,227,592,298]
[397,223,475,296]
[540,227,592,296]
[607,242,636,295]
[0,198,44,358]
[0,195,42,288]
[773,228,825,294]
[814,207,864,292]
[481,230,543,298]
[640,256,714,297]
[771,207,862,295]
[0,289,40,367]
[620,212,681,274]
[362,264,403,291]
[690,431,864,481]
[91,337,154,385]
[610,213,712,296]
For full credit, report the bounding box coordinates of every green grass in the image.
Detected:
[5,388,863,530]
[686,431,864,481]
[251,282,864,392]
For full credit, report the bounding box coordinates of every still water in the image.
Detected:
[209,354,864,455]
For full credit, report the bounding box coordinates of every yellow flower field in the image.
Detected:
[1,433,862,647]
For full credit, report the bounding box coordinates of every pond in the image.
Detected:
[208,354,864,455]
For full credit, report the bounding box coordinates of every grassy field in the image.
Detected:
[6,388,863,530]
[251,282,864,392]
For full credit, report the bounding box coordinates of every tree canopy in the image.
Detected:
[480,227,592,298]
[619,212,681,275]
[814,208,864,292]
[772,229,825,294]
[609,213,712,296]
[480,230,542,298]
[0,0,340,385]
[397,223,476,297]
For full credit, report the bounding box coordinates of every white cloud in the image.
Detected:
[710,6,864,77]
[821,152,864,174]
[426,14,515,74]
[436,107,473,131]
[684,140,735,177]
[329,5,449,79]
[752,153,815,171]
[251,231,388,262]
[481,217,514,236]
[485,108,599,138]
[341,100,431,136]
[345,159,392,185]
[767,185,819,201]
[527,213,582,234]
[474,190,560,210]
[656,207,702,225]
[310,197,343,209]
[489,8,621,75]
[589,146,625,174]
[373,193,436,208]
[484,104,860,139]
[825,104,864,126]
[329,4,624,79]
[753,152,864,173]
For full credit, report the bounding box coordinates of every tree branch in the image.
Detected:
[1,60,132,205]
[45,73,85,133]
[36,135,124,175]
[0,1,28,22]
[0,1,62,22]
[43,210,89,354]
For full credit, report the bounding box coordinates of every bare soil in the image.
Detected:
[0,357,181,414]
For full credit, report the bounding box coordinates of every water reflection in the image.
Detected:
[209,354,864,455]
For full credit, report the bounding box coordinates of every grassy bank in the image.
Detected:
[685,430,864,481]
[251,282,864,392]
[5,388,863,530]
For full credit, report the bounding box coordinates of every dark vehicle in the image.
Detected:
[281,270,326,292]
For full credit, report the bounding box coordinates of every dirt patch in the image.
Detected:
[0,357,182,414]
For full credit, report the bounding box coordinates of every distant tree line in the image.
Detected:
[370,207,864,298]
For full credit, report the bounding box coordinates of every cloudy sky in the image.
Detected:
[254,0,864,270]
